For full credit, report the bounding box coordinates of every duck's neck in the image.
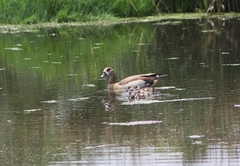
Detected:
[108,74,116,84]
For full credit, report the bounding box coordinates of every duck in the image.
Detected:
[101,67,167,92]
[126,86,153,100]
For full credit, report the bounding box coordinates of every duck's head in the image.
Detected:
[101,67,114,78]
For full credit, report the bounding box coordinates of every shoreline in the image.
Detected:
[0,13,239,33]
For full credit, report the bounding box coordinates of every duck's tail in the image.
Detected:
[156,74,168,79]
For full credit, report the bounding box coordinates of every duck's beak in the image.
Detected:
[101,72,107,78]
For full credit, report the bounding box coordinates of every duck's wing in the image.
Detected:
[118,73,167,87]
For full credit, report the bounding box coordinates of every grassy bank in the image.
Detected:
[0,0,240,24]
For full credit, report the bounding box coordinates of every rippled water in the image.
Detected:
[0,17,240,165]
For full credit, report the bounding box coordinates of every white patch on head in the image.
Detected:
[103,68,109,73]
[103,67,112,75]
[101,67,112,77]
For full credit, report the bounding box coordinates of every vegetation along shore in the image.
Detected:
[1,0,240,24]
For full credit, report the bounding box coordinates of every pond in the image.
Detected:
[0,17,240,165]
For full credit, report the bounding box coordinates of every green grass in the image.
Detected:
[0,0,239,24]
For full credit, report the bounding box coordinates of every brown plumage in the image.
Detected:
[101,67,167,92]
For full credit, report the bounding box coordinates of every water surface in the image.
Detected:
[0,17,240,165]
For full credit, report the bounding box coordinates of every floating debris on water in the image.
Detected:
[68,97,89,102]
[122,97,214,105]
[163,97,214,102]
[67,74,79,76]
[201,30,216,33]
[4,47,23,51]
[166,57,180,60]
[40,100,58,104]
[37,35,44,37]
[24,58,31,60]
[83,84,95,87]
[199,62,209,67]
[31,66,41,69]
[156,86,176,90]
[94,43,103,46]
[24,109,42,113]
[50,33,56,36]
[51,62,61,64]
[122,100,161,105]
[193,141,203,145]
[175,88,186,91]
[222,64,240,66]
[221,52,229,55]
[138,43,146,46]
[188,135,205,139]
[102,120,162,126]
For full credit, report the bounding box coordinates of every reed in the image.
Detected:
[0,0,239,24]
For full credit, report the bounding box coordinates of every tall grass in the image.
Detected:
[0,0,239,24]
